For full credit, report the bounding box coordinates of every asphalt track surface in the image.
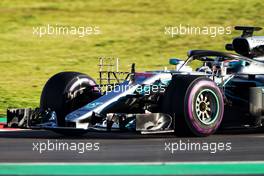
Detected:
[0,129,264,163]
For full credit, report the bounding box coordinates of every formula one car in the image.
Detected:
[7,26,264,136]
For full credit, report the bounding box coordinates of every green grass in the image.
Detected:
[0,0,263,114]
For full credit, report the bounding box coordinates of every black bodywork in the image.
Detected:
[5,26,264,136]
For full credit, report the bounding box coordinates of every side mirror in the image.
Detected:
[169,58,185,71]
[169,58,184,65]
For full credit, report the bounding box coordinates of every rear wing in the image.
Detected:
[226,26,264,58]
[235,26,262,37]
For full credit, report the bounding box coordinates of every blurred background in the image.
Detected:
[0,0,263,115]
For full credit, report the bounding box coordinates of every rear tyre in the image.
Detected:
[162,75,224,136]
[40,72,101,127]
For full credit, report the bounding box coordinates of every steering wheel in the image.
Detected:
[197,66,212,74]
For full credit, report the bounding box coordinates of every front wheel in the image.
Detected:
[40,72,101,127]
[162,75,224,136]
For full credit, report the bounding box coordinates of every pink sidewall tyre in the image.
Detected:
[184,78,224,136]
[162,75,224,137]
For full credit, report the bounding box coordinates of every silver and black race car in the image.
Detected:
[7,26,264,137]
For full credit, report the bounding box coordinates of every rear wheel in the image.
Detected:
[162,75,224,136]
[40,72,101,127]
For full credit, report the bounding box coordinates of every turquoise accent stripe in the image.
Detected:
[0,162,264,175]
[0,117,6,123]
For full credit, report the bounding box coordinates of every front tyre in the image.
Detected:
[162,75,224,136]
[40,72,101,127]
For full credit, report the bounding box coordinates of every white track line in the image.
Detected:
[0,129,30,132]
[0,161,264,165]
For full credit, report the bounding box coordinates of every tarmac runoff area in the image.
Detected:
[0,117,264,175]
